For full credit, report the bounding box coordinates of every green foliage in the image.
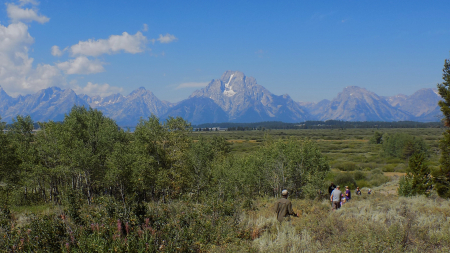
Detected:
[435,58,450,198]
[353,171,366,181]
[398,152,432,197]
[334,173,356,189]
[369,131,383,144]
[0,117,20,187]
[398,176,413,197]
[333,161,358,171]
[382,132,428,159]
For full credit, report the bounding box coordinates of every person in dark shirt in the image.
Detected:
[345,186,351,202]
[355,187,361,195]
[328,183,336,195]
[274,190,299,222]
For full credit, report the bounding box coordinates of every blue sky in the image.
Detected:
[0,0,449,102]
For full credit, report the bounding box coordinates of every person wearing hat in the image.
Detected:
[274,190,299,222]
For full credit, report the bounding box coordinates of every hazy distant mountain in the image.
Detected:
[0,86,15,113]
[161,97,228,125]
[299,99,331,117]
[81,87,172,126]
[0,86,88,122]
[309,86,411,121]
[384,88,442,122]
[0,75,443,125]
[187,71,310,123]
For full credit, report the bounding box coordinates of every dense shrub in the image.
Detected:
[0,198,251,252]
[333,161,358,171]
[383,164,396,172]
[353,171,366,181]
[398,176,413,197]
[369,131,383,144]
[334,173,356,189]
[382,133,427,159]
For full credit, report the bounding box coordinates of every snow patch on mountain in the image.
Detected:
[223,74,236,97]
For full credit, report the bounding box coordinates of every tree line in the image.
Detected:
[0,106,330,207]
[194,120,442,131]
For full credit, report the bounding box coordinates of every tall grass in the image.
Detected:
[246,195,450,252]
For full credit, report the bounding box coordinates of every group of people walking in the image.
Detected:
[274,183,373,222]
[328,183,370,210]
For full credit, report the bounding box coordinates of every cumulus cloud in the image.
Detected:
[0,21,64,95]
[142,23,148,32]
[0,1,176,97]
[70,32,147,56]
[176,82,208,89]
[73,82,124,97]
[0,22,34,51]
[6,3,50,24]
[157,33,177,43]
[57,56,105,75]
[51,45,63,56]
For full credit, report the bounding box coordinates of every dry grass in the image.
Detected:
[241,190,450,252]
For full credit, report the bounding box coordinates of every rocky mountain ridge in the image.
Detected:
[0,71,443,125]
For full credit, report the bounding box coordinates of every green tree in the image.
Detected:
[434,59,450,198]
[398,152,431,197]
[133,115,192,200]
[7,115,38,204]
[0,117,20,186]
[382,133,427,159]
[369,131,383,144]
[60,106,127,204]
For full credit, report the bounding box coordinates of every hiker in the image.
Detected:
[328,182,336,195]
[345,186,351,202]
[274,190,299,222]
[368,189,372,195]
[330,185,342,210]
[355,187,361,195]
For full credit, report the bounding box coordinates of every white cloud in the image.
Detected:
[0,22,34,51]
[24,63,64,90]
[157,33,177,44]
[176,82,208,89]
[142,23,148,32]
[0,21,64,96]
[73,82,124,97]
[51,45,63,56]
[57,56,105,75]
[6,3,50,24]
[19,0,39,6]
[0,3,176,97]
[70,31,147,56]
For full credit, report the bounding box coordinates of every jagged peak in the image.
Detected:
[129,87,152,96]
[343,86,369,92]
[0,86,11,98]
[40,86,62,92]
[220,70,245,81]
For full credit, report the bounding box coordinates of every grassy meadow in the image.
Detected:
[1,124,449,252]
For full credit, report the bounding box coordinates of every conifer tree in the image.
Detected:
[435,59,450,198]
[398,152,431,196]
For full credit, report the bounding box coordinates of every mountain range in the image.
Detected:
[0,71,443,125]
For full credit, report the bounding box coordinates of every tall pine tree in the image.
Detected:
[434,59,450,198]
